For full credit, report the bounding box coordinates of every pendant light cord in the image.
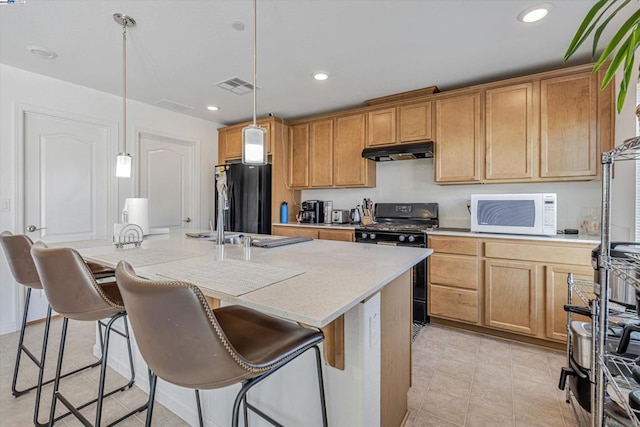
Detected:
[122,23,128,154]
[252,0,257,127]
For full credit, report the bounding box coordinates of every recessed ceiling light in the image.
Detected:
[313,72,329,81]
[207,105,219,111]
[517,3,553,23]
[231,21,245,31]
[26,45,57,59]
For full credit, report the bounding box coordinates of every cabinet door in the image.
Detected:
[367,108,396,147]
[318,229,354,242]
[435,93,482,183]
[485,260,539,335]
[398,101,433,143]
[310,119,334,187]
[289,123,309,188]
[272,225,318,239]
[485,83,536,180]
[334,113,374,187]
[540,72,597,178]
[223,127,243,160]
[545,265,593,342]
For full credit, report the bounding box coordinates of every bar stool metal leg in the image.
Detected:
[195,390,204,427]
[11,287,34,397]
[231,345,328,427]
[39,313,149,427]
[145,372,158,427]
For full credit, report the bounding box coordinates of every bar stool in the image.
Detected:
[114,261,328,427]
[0,231,116,425]
[30,242,149,427]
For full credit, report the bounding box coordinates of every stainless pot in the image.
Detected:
[592,242,640,307]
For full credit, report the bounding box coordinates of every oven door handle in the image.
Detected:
[376,242,398,246]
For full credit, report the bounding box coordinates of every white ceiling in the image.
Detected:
[0,0,632,125]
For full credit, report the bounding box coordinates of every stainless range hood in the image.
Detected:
[362,141,434,161]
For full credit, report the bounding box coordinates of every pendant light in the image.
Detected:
[114,13,136,177]
[242,0,267,165]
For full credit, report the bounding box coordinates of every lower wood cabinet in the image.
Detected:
[545,265,593,341]
[429,285,479,324]
[428,236,480,325]
[484,260,539,336]
[318,229,354,242]
[428,235,595,344]
[272,225,354,242]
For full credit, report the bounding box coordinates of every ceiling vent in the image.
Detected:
[216,76,261,95]
[154,99,194,112]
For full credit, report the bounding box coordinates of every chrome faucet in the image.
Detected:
[215,166,228,245]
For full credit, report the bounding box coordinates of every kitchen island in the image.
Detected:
[70,230,432,427]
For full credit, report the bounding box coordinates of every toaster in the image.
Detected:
[331,210,350,224]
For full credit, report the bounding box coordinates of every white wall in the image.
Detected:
[0,64,220,334]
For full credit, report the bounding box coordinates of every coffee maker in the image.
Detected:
[299,200,324,223]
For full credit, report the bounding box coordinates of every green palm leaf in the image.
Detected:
[566,0,640,113]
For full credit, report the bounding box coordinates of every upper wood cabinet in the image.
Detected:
[434,92,482,183]
[398,101,433,143]
[485,83,536,180]
[310,119,334,187]
[367,107,396,147]
[288,114,374,189]
[540,71,598,178]
[289,123,309,188]
[219,121,272,162]
[334,113,375,187]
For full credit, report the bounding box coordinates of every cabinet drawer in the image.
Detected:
[429,253,479,289]
[484,241,593,266]
[429,236,479,255]
[429,285,479,324]
[272,226,319,239]
[318,229,354,242]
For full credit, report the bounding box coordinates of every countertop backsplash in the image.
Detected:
[300,159,602,232]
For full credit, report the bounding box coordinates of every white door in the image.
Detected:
[23,111,113,320]
[138,133,196,229]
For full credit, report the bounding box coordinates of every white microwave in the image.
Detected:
[470,193,557,236]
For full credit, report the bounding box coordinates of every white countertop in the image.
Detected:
[428,229,600,244]
[273,222,356,230]
[70,230,431,328]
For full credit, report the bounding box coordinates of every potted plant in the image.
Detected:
[565,0,640,112]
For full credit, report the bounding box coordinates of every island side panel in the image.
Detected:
[381,270,412,427]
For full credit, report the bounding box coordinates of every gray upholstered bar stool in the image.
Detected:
[30,242,149,427]
[115,261,328,427]
[0,231,116,425]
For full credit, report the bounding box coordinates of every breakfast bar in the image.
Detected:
[70,230,432,427]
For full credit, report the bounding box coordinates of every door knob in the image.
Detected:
[183,218,192,223]
[26,225,46,233]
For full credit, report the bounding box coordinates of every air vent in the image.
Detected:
[216,76,261,95]
[154,99,194,112]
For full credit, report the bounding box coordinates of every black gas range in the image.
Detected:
[355,203,438,324]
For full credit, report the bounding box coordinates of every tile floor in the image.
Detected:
[0,318,580,426]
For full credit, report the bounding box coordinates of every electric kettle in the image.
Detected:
[350,206,361,224]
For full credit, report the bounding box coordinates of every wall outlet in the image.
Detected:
[0,198,9,212]
[369,312,379,348]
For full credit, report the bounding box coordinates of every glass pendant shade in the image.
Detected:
[115,153,132,177]
[242,124,267,165]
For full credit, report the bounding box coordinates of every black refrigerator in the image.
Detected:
[215,163,272,234]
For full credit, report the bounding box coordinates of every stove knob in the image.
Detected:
[361,232,368,239]
[408,235,416,243]
[398,235,406,242]
[369,233,376,240]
